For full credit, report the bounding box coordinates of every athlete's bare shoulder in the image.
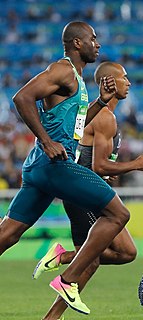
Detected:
[92,107,116,127]
[89,106,117,138]
[45,59,76,87]
[98,106,115,118]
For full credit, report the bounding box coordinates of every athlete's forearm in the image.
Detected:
[93,159,139,176]
[13,93,51,145]
[85,98,106,125]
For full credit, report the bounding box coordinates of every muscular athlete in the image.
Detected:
[33,62,143,320]
[0,22,131,316]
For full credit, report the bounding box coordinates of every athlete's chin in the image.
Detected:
[119,95,127,100]
[124,91,129,98]
[117,93,127,100]
[87,57,97,63]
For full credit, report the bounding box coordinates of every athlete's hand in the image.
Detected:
[99,76,117,103]
[108,175,118,182]
[135,155,143,170]
[42,139,68,160]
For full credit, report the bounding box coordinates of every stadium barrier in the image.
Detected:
[0,187,143,239]
[0,187,143,199]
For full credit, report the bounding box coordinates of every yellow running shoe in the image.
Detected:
[50,275,90,315]
[32,243,66,280]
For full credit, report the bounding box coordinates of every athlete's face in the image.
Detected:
[114,65,131,100]
[79,26,101,63]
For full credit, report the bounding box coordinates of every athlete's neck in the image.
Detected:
[108,96,119,113]
[64,51,86,77]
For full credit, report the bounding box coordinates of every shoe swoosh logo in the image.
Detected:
[45,254,59,268]
[60,283,75,303]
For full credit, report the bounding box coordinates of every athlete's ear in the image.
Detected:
[73,38,81,49]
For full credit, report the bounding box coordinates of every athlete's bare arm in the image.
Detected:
[90,108,143,175]
[13,61,77,160]
[85,75,117,125]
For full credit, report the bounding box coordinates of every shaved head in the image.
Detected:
[62,21,93,48]
[94,61,130,100]
[95,62,125,84]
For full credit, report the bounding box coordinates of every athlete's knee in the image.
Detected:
[106,199,130,228]
[116,206,130,227]
[125,245,137,263]
[117,246,137,264]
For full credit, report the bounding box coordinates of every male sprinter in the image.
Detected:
[0,22,130,316]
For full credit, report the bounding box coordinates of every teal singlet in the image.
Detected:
[8,57,115,226]
[23,57,88,170]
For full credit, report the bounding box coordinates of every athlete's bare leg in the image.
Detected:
[0,217,29,255]
[60,194,130,282]
[42,251,100,320]
[60,227,137,266]
[100,227,137,264]
[42,226,136,320]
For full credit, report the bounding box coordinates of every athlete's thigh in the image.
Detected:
[51,159,116,212]
[63,200,97,246]
[8,184,54,226]
[0,216,29,242]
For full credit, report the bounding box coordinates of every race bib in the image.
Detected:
[74,105,87,140]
